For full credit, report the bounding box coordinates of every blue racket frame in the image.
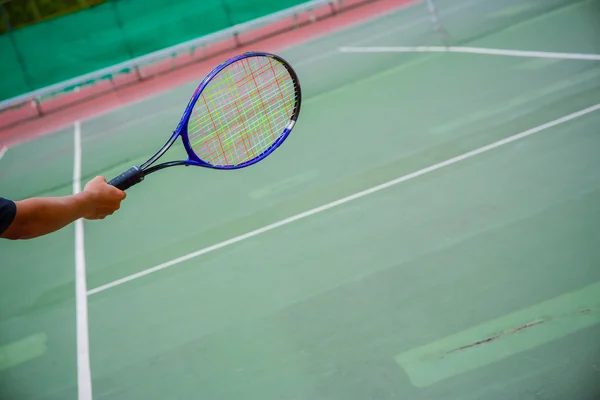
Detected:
[108,51,302,190]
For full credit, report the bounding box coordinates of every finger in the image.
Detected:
[102,206,120,215]
[99,207,115,215]
[106,184,126,199]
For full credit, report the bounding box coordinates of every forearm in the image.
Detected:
[6,193,91,239]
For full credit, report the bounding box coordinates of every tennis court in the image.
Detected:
[1,0,600,398]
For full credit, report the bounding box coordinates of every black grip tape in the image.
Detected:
[108,166,144,191]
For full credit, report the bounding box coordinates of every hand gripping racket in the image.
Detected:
[108,51,301,191]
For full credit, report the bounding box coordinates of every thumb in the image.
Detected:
[88,176,107,185]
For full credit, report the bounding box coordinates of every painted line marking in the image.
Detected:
[346,0,480,47]
[0,145,7,160]
[73,121,93,400]
[6,0,482,150]
[396,282,600,388]
[338,46,600,61]
[283,0,480,68]
[87,102,600,296]
[83,0,433,143]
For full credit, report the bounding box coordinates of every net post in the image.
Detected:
[329,0,339,15]
[425,0,449,45]
[220,0,240,47]
[133,65,142,81]
[112,0,142,79]
[33,97,43,117]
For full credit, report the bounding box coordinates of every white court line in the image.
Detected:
[268,0,480,68]
[339,46,600,60]
[8,0,481,150]
[86,1,439,142]
[87,102,600,296]
[73,121,93,400]
[0,145,7,160]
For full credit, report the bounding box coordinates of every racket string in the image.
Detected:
[191,85,290,163]
[189,71,292,142]
[190,61,276,129]
[207,92,292,164]
[187,56,297,166]
[188,77,291,145]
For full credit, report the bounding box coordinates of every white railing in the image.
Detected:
[0,0,345,119]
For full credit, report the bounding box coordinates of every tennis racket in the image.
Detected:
[108,51,302,191]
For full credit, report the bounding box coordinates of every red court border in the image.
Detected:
[0,0,418,148]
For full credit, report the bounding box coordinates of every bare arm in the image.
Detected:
[1,176,126,240]
[5,194,91,239]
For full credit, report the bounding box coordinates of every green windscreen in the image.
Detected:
[0,0,309,101]
[3,0,591,102]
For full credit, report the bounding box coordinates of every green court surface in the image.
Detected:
[2,0,600,398]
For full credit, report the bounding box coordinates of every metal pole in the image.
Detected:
[329,0,338,15]
[111,0,142,80]
[220,0,240,47]
[425,0,449,45]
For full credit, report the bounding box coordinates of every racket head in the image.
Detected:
[176,52,301,170]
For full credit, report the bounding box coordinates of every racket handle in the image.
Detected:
[108,166,144,191]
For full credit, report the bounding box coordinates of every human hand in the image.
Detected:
[81,176,127,220]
